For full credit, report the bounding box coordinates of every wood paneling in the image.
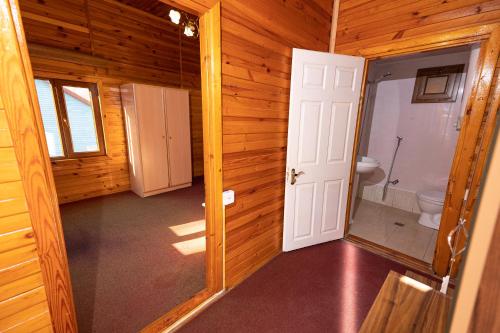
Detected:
[335,0,500,54]
[117,0,199,22]
[19,0,203,203]
[160,0,219,15]
[0,28,53,332]
[220,0,334,287]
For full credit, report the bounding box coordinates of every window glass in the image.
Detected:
[62,86,100,153]
[34,79,64,157]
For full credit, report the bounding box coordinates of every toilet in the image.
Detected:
[416,190,445,230]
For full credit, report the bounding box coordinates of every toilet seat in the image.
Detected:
[417,190,445,205]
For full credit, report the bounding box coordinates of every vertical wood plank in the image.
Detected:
[0,0,77,331]
[199,0,224,293]
[434,26,500,276]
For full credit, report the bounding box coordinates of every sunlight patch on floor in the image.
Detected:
[172,236,206,255]
[169,219,206,237]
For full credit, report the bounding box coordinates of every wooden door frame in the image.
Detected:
[0,0,224,332]
[342,23,500,277]
[143,1,224,331]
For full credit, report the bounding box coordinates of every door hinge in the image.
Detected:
[463,188,470,202]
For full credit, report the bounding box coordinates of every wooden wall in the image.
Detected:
[220,0,334,287]
[0,96,53,332]
[469,214,500,331]
[19,0,203,203]
[335,0,500,54]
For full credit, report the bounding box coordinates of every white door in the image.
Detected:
[283,49,364,251]
[135,84,170,192]
[164,88,192,186]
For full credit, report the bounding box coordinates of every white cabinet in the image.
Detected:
[121,83,192,197]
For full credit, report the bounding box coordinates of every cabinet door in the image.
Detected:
[135,84,170,192]
[164,88,192,186]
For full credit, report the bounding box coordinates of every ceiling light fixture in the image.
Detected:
[169,9,181,24]
[169,8,199,38]
[184,25,195,37]
[184,21,196,37]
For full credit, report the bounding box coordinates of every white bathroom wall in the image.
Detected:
[358,47,476,213]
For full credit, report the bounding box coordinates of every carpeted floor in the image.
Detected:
[179,240,408,333]
[60,178,206,333]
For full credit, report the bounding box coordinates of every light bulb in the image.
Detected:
[184,25,195,37]
[169,9,181,24]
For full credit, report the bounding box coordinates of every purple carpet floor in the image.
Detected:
[180,240,408,333]
[60,178,206,333]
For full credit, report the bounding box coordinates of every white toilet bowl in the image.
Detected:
[417,190,445,230]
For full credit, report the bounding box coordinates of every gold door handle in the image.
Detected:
[290,168,304,185]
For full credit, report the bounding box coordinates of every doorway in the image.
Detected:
[25,2,208,332]
[0,0,223,332]
[281,25,499,281]
[347,45,480,264]
[340,27,500,278]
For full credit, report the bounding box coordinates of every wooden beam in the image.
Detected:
[329,0,340,53]
[199,0,224,293]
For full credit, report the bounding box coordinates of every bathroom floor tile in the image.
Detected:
[349,199,438,263]
[423,232,438,263]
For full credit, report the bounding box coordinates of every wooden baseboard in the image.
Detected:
[141,182,192,197]
[226,248,281,289]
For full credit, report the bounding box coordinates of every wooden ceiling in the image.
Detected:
[116,0,198,20]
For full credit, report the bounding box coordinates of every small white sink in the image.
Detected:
[356,156,379,174]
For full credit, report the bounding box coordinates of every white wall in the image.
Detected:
[358,48,476,211]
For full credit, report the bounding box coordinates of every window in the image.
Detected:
[34,78,106,159]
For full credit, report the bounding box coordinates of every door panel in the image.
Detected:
[298,101,322,165]
[293,183,316,240]
[164,88,192,186]
[327,103,352,163]
[283,49,364,251]
[135,84,170,192]
[321,180,343,234]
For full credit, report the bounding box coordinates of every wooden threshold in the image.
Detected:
[345,234,442,281]
[141,289,212,332]
[163,289,225,332]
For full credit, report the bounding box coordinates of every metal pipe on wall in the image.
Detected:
[382,136,403,200]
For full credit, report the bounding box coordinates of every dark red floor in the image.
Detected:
[180,240,407,333]
[60,178,206,333]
